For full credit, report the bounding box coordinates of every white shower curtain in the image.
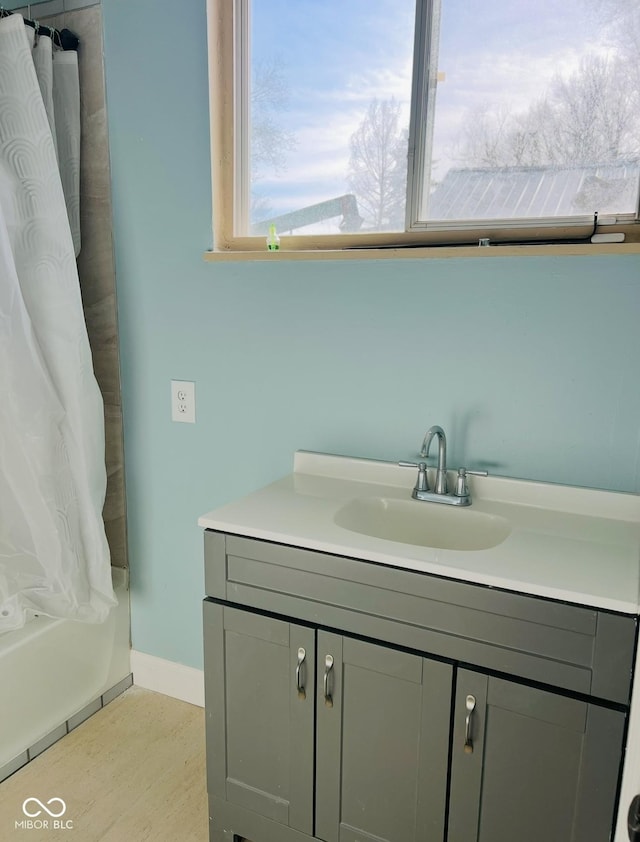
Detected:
[0,14,115,631]
[28,20,81,256]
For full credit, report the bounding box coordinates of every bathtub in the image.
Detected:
[0,568,130,780]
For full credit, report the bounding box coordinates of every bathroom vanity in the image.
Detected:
[199,451,640,842]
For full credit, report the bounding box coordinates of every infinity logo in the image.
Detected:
[22,797,67,818]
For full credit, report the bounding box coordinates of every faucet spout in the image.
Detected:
[420,425,448,494]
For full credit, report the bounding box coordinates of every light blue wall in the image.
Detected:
[102,0,640,669]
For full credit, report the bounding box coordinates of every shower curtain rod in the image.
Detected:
[0,8,79,50]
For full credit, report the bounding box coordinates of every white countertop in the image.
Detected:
[199,451,640,614]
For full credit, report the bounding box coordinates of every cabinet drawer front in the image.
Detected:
[205,531,637,704]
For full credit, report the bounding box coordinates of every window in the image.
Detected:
[207,0,640,253]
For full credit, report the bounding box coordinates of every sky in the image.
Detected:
[247,0,624,229]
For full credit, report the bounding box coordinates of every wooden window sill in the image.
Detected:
[203,242,640,263]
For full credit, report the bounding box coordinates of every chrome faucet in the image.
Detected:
[420,425,448,494]
[399,425,488,506]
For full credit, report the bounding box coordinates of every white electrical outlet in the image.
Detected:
[171,380,196,423]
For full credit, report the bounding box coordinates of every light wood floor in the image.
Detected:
[0,686,209,841]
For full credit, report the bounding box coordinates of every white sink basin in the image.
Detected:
[334,496,512,551]
[200,450,640,612]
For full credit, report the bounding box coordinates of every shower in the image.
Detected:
[0,2,130,781]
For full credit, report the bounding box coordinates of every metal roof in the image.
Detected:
[428,161,640,220]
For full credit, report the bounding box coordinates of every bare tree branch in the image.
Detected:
[347,98,408,230]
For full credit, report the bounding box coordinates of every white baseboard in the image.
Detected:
[131,650,204,707]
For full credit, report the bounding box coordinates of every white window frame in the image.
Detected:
[206,0,640,258]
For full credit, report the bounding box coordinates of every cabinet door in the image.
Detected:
[448,669,626,842]
[203,601,315,835]
[315,631,452,842]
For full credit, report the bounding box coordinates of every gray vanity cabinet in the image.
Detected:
[203,531,636,842]
[448,669,626,842]
[315,632,452,842]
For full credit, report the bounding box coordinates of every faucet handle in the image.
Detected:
[398,461,429,493]
[454,467,488,498]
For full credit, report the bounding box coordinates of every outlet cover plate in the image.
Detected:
[171,380,196,423]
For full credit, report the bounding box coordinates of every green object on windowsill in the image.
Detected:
[266,224,280,251]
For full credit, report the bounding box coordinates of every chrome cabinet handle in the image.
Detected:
[323,654,334,708]
[464,694,476,754]
[296,647,306,699]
